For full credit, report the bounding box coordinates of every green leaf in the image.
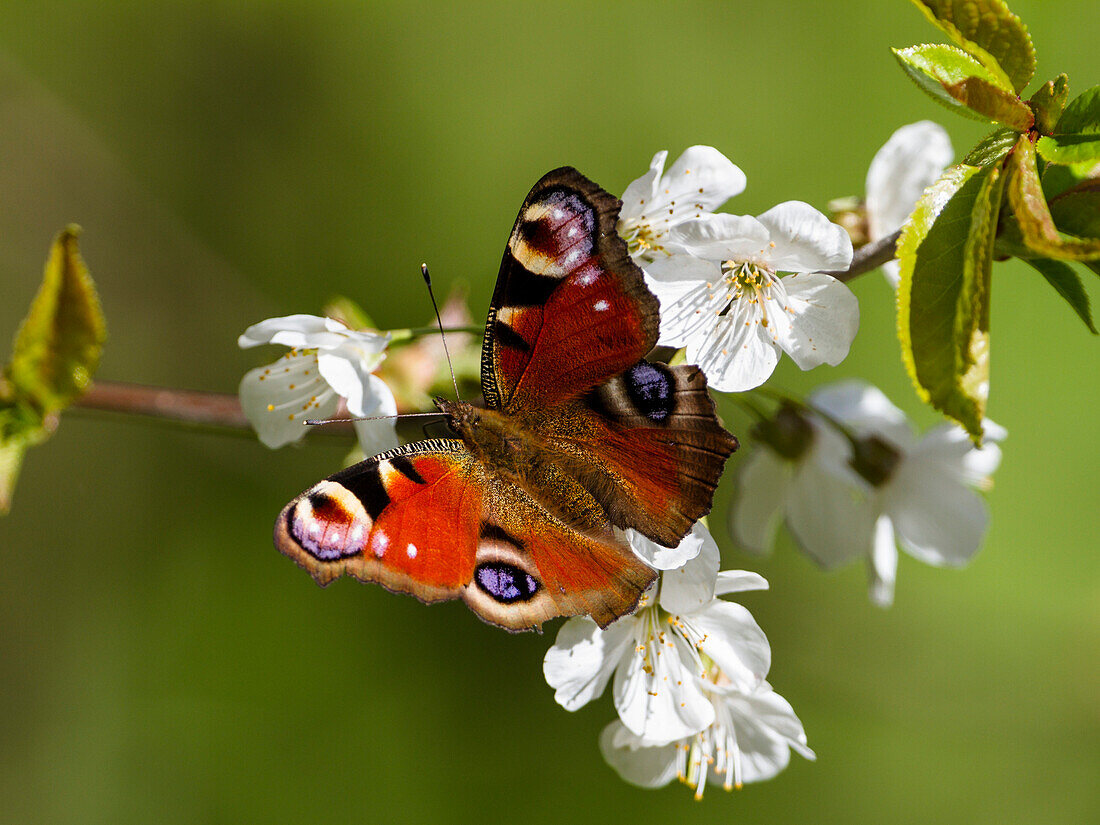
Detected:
[1028,74,1069,135]
[908,0,1035,93]
[1037,85,1100,166]
[962,127,1019,166]
[5,227,106,414]
[1048,180,1100,240]
[1007,135,1100,260]
[893,45,1034,130]
[897,162,1005,440]
[1025,258,1097,334]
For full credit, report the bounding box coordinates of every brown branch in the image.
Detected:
[73,381,354,436]
[823,230,901,283]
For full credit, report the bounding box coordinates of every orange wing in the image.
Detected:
[274,440,655,631]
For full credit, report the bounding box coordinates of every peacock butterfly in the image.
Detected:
[273,168,738,631]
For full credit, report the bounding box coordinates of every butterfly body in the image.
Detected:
[274,168,738,631]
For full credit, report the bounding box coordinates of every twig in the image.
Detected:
[823,230,901,283]
[73,381,353,436]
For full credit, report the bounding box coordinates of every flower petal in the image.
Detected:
[693,601,771,692]
[770,272,859,370]
[627,524,703,572]
[658,523,720,613]
[911,420,1004,484]
[687,303,781,393]
[669,213,771,261]
[352,374,400,457]
[810,380,914,448]
[784,453,875,570]
[884,462,991,568]
[755,201,854,273]
[598,721,680,789]
[714,570,769,596]
[543,617,636,711]
[648,275,722,350]
[866,121,953,242]
[239,351,338,448]
[238,314,348,350]
[729,449,792,555]
[661,145,747,219]
[868,514,898,607]
[614,629,715,743]
[619,150,666,223]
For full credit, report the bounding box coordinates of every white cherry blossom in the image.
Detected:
[618,146,746,267]
[647,202,857,392]
[238,314,398,455]
[866,121,953,287]
[599,679,814,798]
[543,524,770,746]
[731,381,1004,606]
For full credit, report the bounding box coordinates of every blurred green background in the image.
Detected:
[1,2,1097,823]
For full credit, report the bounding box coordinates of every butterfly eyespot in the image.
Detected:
[474,562,540,603]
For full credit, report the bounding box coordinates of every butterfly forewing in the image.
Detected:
[482,168,660,411]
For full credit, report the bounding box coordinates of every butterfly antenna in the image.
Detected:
[421,262,462,401]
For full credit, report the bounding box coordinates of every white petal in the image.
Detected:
[238,351,338,448]
[619,150,667,222]
[911,421,1004,484]
[614,631,715,743]
[866,121,953,241]
[645,274,720,349]
[352,375,400,457]
[661,145,747,219]
[729,449,792,555]
[598,721,680,788]
[687,303,781,393]
[658,524,720,613]
[770,272,860,370]
[693,601,771,692]
[543,617,636,711]
[238,314,348,349]
[884,461,991,567]
[627,524,703,572]
[809,380,915,447]
[714,570,769,596]
[737,685,815,761]
[669,213,771,261]
[868,514,898,607]
[755,201,854,273]
[642,251,719,285]
[784,452,875,569]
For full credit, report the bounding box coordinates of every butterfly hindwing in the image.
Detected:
[274,439,656,631]
[482,167,660,411]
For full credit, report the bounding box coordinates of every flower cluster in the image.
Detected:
[731,380,1004,606]
[618,147,858,392]
[544,524,813,797]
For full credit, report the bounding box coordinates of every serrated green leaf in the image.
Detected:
[1008,135,1100,260]
[1037,86,1100,165]
[6,227,106,414]
[908,0,1035,93]
[1028,74,1069,135]
[1048,181,1100,240]
[897,162,1004,440]
[963,127,1019,166]
[1025,258,1097,334]
[894,45,1034,130]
